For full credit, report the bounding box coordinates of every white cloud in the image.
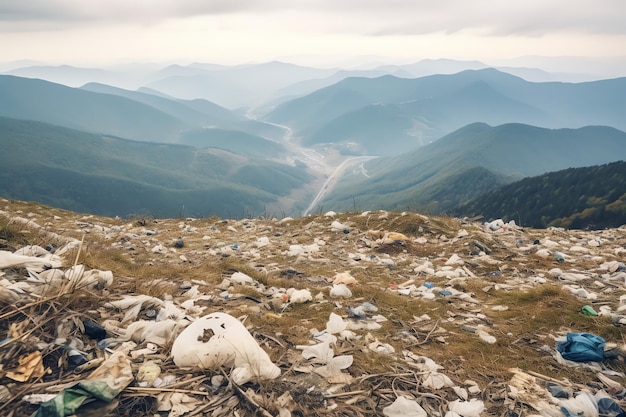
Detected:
[0,0,624,67]
[1,0,624,35]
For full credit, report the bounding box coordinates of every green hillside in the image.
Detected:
[179,128,285,158]
[301,81,550,155]
[265,87,371,131]
[302,104,421,155]
[80,83,286,141]
[0,75,186,142]
[455,161,626,229]
[0,116,310,218]
[318,123,626,214]
[80,82,240,126]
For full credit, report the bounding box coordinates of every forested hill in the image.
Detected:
[454,161,626,229]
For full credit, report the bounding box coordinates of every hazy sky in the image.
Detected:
[1,0,625,68]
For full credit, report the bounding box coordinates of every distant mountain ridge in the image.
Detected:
[0,75,185,142]
[0,75,285,148]
[144,61,337,108]
[264,69,626,156]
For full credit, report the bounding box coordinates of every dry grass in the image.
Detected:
[3,200,626,416]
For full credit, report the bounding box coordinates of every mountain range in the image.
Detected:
[1,61,625,227]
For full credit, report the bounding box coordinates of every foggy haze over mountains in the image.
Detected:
[3,56,626,107]
[0,55,625,227]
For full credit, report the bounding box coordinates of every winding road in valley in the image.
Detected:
[303,156,376,216]
[255,119,378,216]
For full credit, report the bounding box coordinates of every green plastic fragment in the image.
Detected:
[581,305,598,316]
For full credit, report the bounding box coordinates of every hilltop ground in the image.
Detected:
[1,198,626,416]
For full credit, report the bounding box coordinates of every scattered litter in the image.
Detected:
[31,350,134,417]
[3,205,626,416]
[581,305,599,316]
[137,361,161,386]
[368,339,395,355]
[6,351,46,382]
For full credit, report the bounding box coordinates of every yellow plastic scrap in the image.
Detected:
[6,351,47,382]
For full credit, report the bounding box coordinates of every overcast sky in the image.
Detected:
[1,0,625,68]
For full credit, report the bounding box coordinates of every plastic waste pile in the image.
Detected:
[2,204,626,417]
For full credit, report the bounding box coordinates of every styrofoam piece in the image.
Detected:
[171,312,280,384]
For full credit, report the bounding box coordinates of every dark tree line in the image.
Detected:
[455,161,626,229]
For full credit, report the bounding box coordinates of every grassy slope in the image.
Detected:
[0,75,186,142]
[320,123,626,213]
[179,128,285,158]
[0,116,310,218]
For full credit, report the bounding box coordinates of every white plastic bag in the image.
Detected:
[383,396,427,417]
[448,399,485,417]
[171,312,280,384]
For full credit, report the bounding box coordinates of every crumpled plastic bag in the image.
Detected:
[171,312,280,384]
[557,332,605,362]
[330,284,352,298]
[447,399,485,417]
[0,250,62,272]
[422,371,454,390]
[559,391,599,417]
[326,312,347,334]
[332,272,357,285]
[289,289,312,303]
[300,341,334,363]
[383,396,427,417]
[313,355,353,382]
[32,350,133,417]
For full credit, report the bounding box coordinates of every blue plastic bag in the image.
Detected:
[557,332,605,362]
